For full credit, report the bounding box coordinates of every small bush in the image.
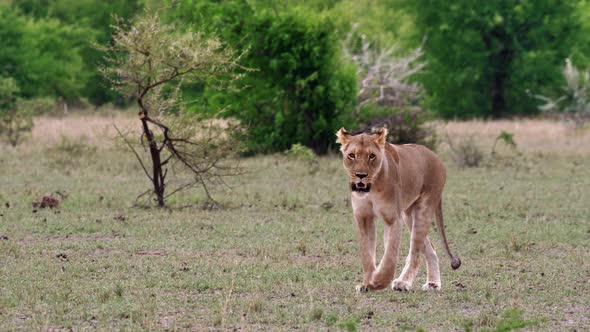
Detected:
[53,136,97,157]
[287,143,316,162]
[448,135,484,168]
[0,77,55,147]
[491,131,518,155]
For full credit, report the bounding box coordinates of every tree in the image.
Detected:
[101,11,244,207]
[0,6,88,100]
[343,26,424,110]
[395,0,589,118]
[13,0,142,105]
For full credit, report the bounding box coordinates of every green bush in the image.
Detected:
[171,3,357,155]
[12,0,142,105]
[236,12,356,154]
[0,6,88,100]
[287,143,316,162]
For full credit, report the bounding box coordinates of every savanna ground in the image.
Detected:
[1,115,589,331]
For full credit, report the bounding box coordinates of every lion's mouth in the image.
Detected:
[351,182,371,193]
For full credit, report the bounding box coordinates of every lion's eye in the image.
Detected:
[348,153,355,160]
[369,153,376,160]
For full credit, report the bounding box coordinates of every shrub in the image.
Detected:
[343,25,435,149]
[287,143,316,162]
[0,77,55,147]
[534,58,590,126]
[447,135,484,168]
[172,3,357,155]
[362,107,437,150]
[239,12,357,154]
[491,131,518,155]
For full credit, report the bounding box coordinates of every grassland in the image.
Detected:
[1,116,589,331]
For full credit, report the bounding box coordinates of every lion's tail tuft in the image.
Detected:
[435,199,462,270]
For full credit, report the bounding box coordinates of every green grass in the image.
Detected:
[0,138,589,331]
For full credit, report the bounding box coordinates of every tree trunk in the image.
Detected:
[490,72,507,118]
[140,115,166,207]
[482,31,513,119]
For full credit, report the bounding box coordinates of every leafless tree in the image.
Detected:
[343,25,425,111]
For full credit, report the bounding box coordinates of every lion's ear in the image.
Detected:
[372,128,388,146]
[335,128,351,146]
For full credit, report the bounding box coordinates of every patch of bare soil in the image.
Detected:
[562,305,590,327]
[136,249,167,256]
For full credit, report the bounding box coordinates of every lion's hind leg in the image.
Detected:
[422,238,441,290]
[393,199,432,291]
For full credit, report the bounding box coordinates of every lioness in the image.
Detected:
[336,128,461,292]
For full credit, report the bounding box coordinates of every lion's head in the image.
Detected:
[336,128,388,194]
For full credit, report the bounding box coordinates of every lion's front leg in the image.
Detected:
[369,217,402,290]
[353,213,376,293]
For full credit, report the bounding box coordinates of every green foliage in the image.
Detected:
[395,0,590,118]
[12,0,142,104]
[479,308,538,332]
[492,131,517,155]
[101,11,241,113]
[337,316,360,332]
[0,6,88,100]
[172,2,357,154]
[239,11,356,154]
[287,143,316,162]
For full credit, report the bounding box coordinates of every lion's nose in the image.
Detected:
[355,173,368,179]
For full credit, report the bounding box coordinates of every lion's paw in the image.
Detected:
[421,282,441,291]
[355,284,370,294]
[392,279,412,291]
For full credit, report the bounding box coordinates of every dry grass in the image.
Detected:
[30,114,136,147]
[439,119,590,156]
[24,116,590,157]
[29,114,235,148]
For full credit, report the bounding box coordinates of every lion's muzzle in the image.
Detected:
[351,182,371,193]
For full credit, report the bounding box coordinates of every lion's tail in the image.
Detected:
[435,199,461,270]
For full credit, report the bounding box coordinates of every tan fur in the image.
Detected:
[336,128,461,292]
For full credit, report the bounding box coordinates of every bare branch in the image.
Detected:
[114,124,153,181]
[344,27,425,111]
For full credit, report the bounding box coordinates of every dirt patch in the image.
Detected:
[562,305,590,327]
[32,195,60,209]
[136,249,167,256]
